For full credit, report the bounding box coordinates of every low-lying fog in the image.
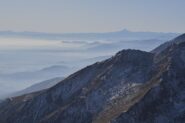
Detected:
[0,35,175,98]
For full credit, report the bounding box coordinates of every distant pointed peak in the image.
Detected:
[119,28,131,33]
[122,29,129,32]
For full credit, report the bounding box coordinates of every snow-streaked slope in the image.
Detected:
[112,35,185,123]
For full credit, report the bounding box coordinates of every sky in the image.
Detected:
[0,0,185,33]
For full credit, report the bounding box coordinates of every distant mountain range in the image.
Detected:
[0,34,184,123]
[0,29,179,41]
[0,65,74,99]
[0,55,112,99]
[9,77,64,98]
[0,65,69,85]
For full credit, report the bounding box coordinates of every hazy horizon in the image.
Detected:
[0,0,185,33]
[0,28,181,34]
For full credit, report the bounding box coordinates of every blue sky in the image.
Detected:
[0,0,184,33]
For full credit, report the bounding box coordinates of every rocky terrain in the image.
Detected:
[112,34,185,123]
[0,34,184,123]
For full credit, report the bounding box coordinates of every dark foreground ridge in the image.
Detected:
[0,34,185,123]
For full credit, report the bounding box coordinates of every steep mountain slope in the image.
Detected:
[112,39,185,123]
[0,34,185,123]
[151,33,185,54]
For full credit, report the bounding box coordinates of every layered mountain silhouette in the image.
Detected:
[8,77,64,98]
[0,34,185,123]
[0,29,178,40]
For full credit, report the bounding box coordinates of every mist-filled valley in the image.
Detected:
[0,30,178,99]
